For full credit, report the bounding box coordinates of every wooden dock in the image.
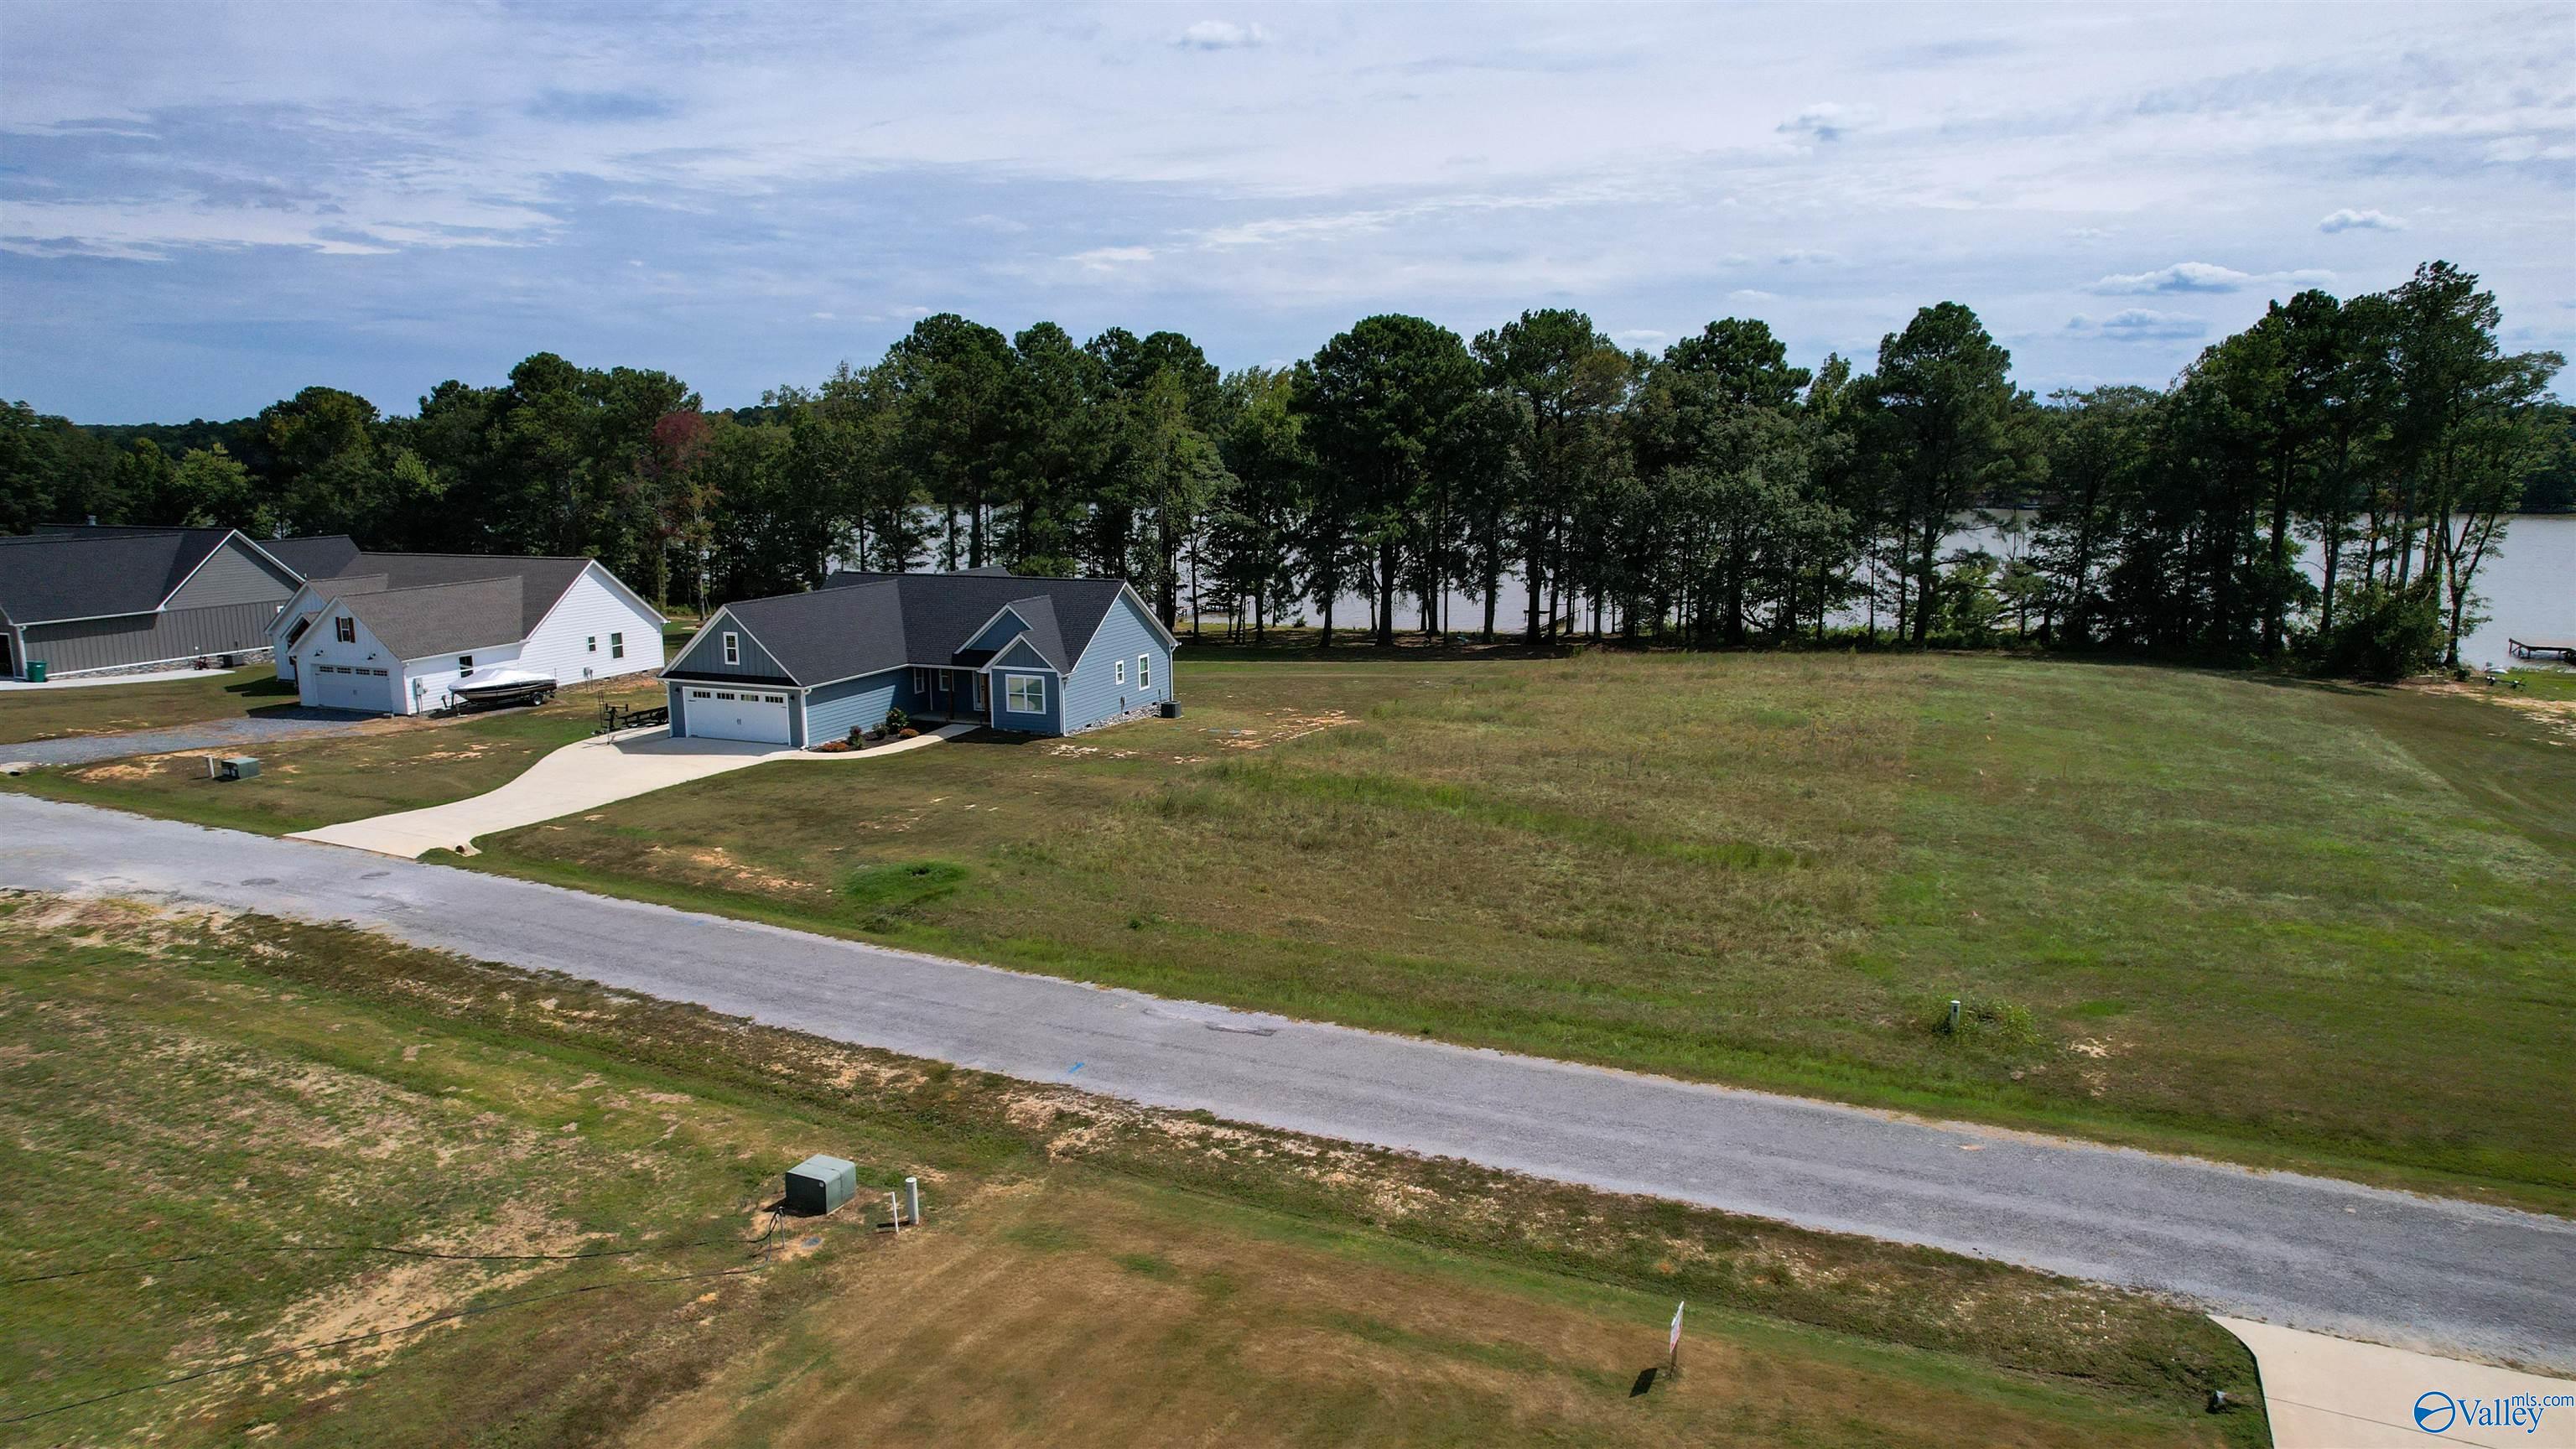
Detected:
[2507,636,2576,662]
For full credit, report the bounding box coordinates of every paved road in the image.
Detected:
[0,709,379,767]
[4,792,2570,1370]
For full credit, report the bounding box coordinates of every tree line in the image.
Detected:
[3,259,2565,675]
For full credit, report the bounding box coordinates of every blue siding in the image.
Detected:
[804,667,911,745]
[1060,590,1174,732]
[667,680,689,735]
[672,611,791,680]
[991,667,1061,734]
[964,606,1032,653]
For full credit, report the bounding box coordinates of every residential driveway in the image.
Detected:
[2216,1317,2576,1446]
[289,722,973,858]
[3,791,2572,1375]
[0,666,242,692]
[0,709,383,769]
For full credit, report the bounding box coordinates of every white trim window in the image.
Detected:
[1139,654,1151,689]
[334,615,356,643]
[910,667,929,693]
[587,636,598,653]
[721,631,740,666]
[1113,658,1125,686]
[610,631,626,660]
[1005,673,1046,714]
[458,655,475,677]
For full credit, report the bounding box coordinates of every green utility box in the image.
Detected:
[785,1154,857,1216]
[26,662,45,683]
[216,756,261,782]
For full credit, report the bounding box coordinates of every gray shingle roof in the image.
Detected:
[701,571,1150,686]
[312,553,597,638]
[264,534,361,578]
[340,577,528,661]
[0,527,240,624]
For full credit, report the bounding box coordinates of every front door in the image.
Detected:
[972,673,989,714]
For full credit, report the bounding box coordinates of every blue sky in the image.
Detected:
[3,1,2571,422]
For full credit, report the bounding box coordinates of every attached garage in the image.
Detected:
[681,687,793,744]
[306,662,400,714]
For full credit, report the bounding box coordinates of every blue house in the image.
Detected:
[660,569,1179,745]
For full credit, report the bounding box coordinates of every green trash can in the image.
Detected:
[26,662,45,683]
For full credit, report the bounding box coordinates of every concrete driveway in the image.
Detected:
[290,722,972,858]
[2217,1317,2576,1446]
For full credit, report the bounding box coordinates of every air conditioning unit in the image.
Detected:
[214,756,261,782]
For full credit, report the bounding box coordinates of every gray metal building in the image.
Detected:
[0,526,306,678]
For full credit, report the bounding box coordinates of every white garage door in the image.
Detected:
[307,663,396,714]
[684,688,792,744]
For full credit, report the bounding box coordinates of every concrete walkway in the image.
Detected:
[2217,1317,2576,1446]
[0,666,242,691]
[289,722,972,858]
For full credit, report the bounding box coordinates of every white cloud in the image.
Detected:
[2319,208,2404,233]
[1776,102,1878,143]
[2066,309,2207,341]
[2085,262,2332,295]
[1177,20,1268,51]
[1614,328,1666,345]
[1068,245,1156,270]
[1774,248,1840,267]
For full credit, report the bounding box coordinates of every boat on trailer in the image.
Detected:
[446,670,557,710]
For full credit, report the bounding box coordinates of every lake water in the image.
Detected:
[1298,512,2575,670]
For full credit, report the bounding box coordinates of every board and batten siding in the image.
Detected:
[671,612,792,682]
[989,641,1063,735]
[22,600,286,676]
[1059,591,1172,732]
[512,565,664,688]
[666,680,690,735]
[164,538,301,610]
[964,606,1034,653]
[803,668,917,745]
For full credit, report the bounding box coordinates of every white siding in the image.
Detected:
[403,641,527,714]
[291,607,407,714]
[517,565,665,688]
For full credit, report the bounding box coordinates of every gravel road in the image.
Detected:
[1,710,379,767]
[3,792,2568,1369]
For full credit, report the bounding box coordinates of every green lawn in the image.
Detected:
[473,652,2575,1211]
[9,650,2569,1211]
[0,664,299,745]
[0,896,2257,1446]
[3,675,664,834]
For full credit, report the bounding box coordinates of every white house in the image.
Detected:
[286,556,663,714]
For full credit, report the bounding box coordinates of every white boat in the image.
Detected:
[448,669,557,707]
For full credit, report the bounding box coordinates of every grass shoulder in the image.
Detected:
[0,893,2262,1446]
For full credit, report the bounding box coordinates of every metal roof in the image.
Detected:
[263,534,362,577]
[0,527,245,625]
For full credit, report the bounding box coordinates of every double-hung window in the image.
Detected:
[1113,659,1125,686]
[458,655,474,677]
[1139,654,1151,689]
[721,632,740,666]
[334,615,356,643]
[1005,674,1045,714]
[610,631,625,659]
